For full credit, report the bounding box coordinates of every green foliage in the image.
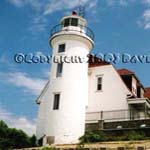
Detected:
[107,131,147,141]
[79,130,148,144]
[38,137,43,146]
[30,134,37,147]
[0,120,8,138]
[0,120,37,150]
[127,131,146,141]
[79,131,106,143]
[42,147,56,150]
[76,144,85,150]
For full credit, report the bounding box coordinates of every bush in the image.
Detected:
[104,131,147,142]
[79,130,148,144]
[127,131,146,141]
[76,144,85,150]
[79,131,106,143]
[42,147,56,150]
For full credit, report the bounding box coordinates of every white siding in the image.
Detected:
[36,86,49,140]
[87,65,130,113]
[132,76,137,97]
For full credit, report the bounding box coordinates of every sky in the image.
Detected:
[0,0,150,136]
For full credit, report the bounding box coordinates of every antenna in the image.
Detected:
[78,6,85,18]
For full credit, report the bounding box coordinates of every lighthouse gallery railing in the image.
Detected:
[50,24,94,41]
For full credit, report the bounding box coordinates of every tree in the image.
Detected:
[0,120,8,138]
[0,120,37,150]
[30,134,37,147]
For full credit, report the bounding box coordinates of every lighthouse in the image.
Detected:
[36,11,94,145]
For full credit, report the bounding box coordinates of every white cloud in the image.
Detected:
[143,0,150,4]
[138,9,150,29]
[106,0,115,6]
[143,9,150,29]
[8,0,41,10]
[8,0,45,33]
[8,0,26,7]
[11,0,150,33]
[28,15,47,33]
[0,104,36,136]
[43,70,50,78]
[119,0,128,6]
[137,1,150,30]
[8,0,98,33]
[89,0,98,8]
[0,71,47,96]
[43,0,98,15]
[8,0,98,15]
[105,0,137,7]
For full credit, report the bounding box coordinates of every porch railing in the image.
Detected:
[86,109,150,122]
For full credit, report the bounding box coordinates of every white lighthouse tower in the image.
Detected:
[36,11,94,145]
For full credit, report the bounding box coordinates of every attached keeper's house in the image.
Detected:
[36,11,150,146]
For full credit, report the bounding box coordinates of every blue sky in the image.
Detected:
[0,0,150,135]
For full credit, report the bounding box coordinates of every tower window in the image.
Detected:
[53,94,60,110]
[58,44,65,53]
[56,62,63,77]
[97,77,103,91]
[63,18,78,27]
[64,18,70,27]
[71,18,78,26]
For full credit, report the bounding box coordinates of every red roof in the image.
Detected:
[144,88,150,99]
[117,68,146,92]
[117,69,134,76]
[88,55,110,68]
